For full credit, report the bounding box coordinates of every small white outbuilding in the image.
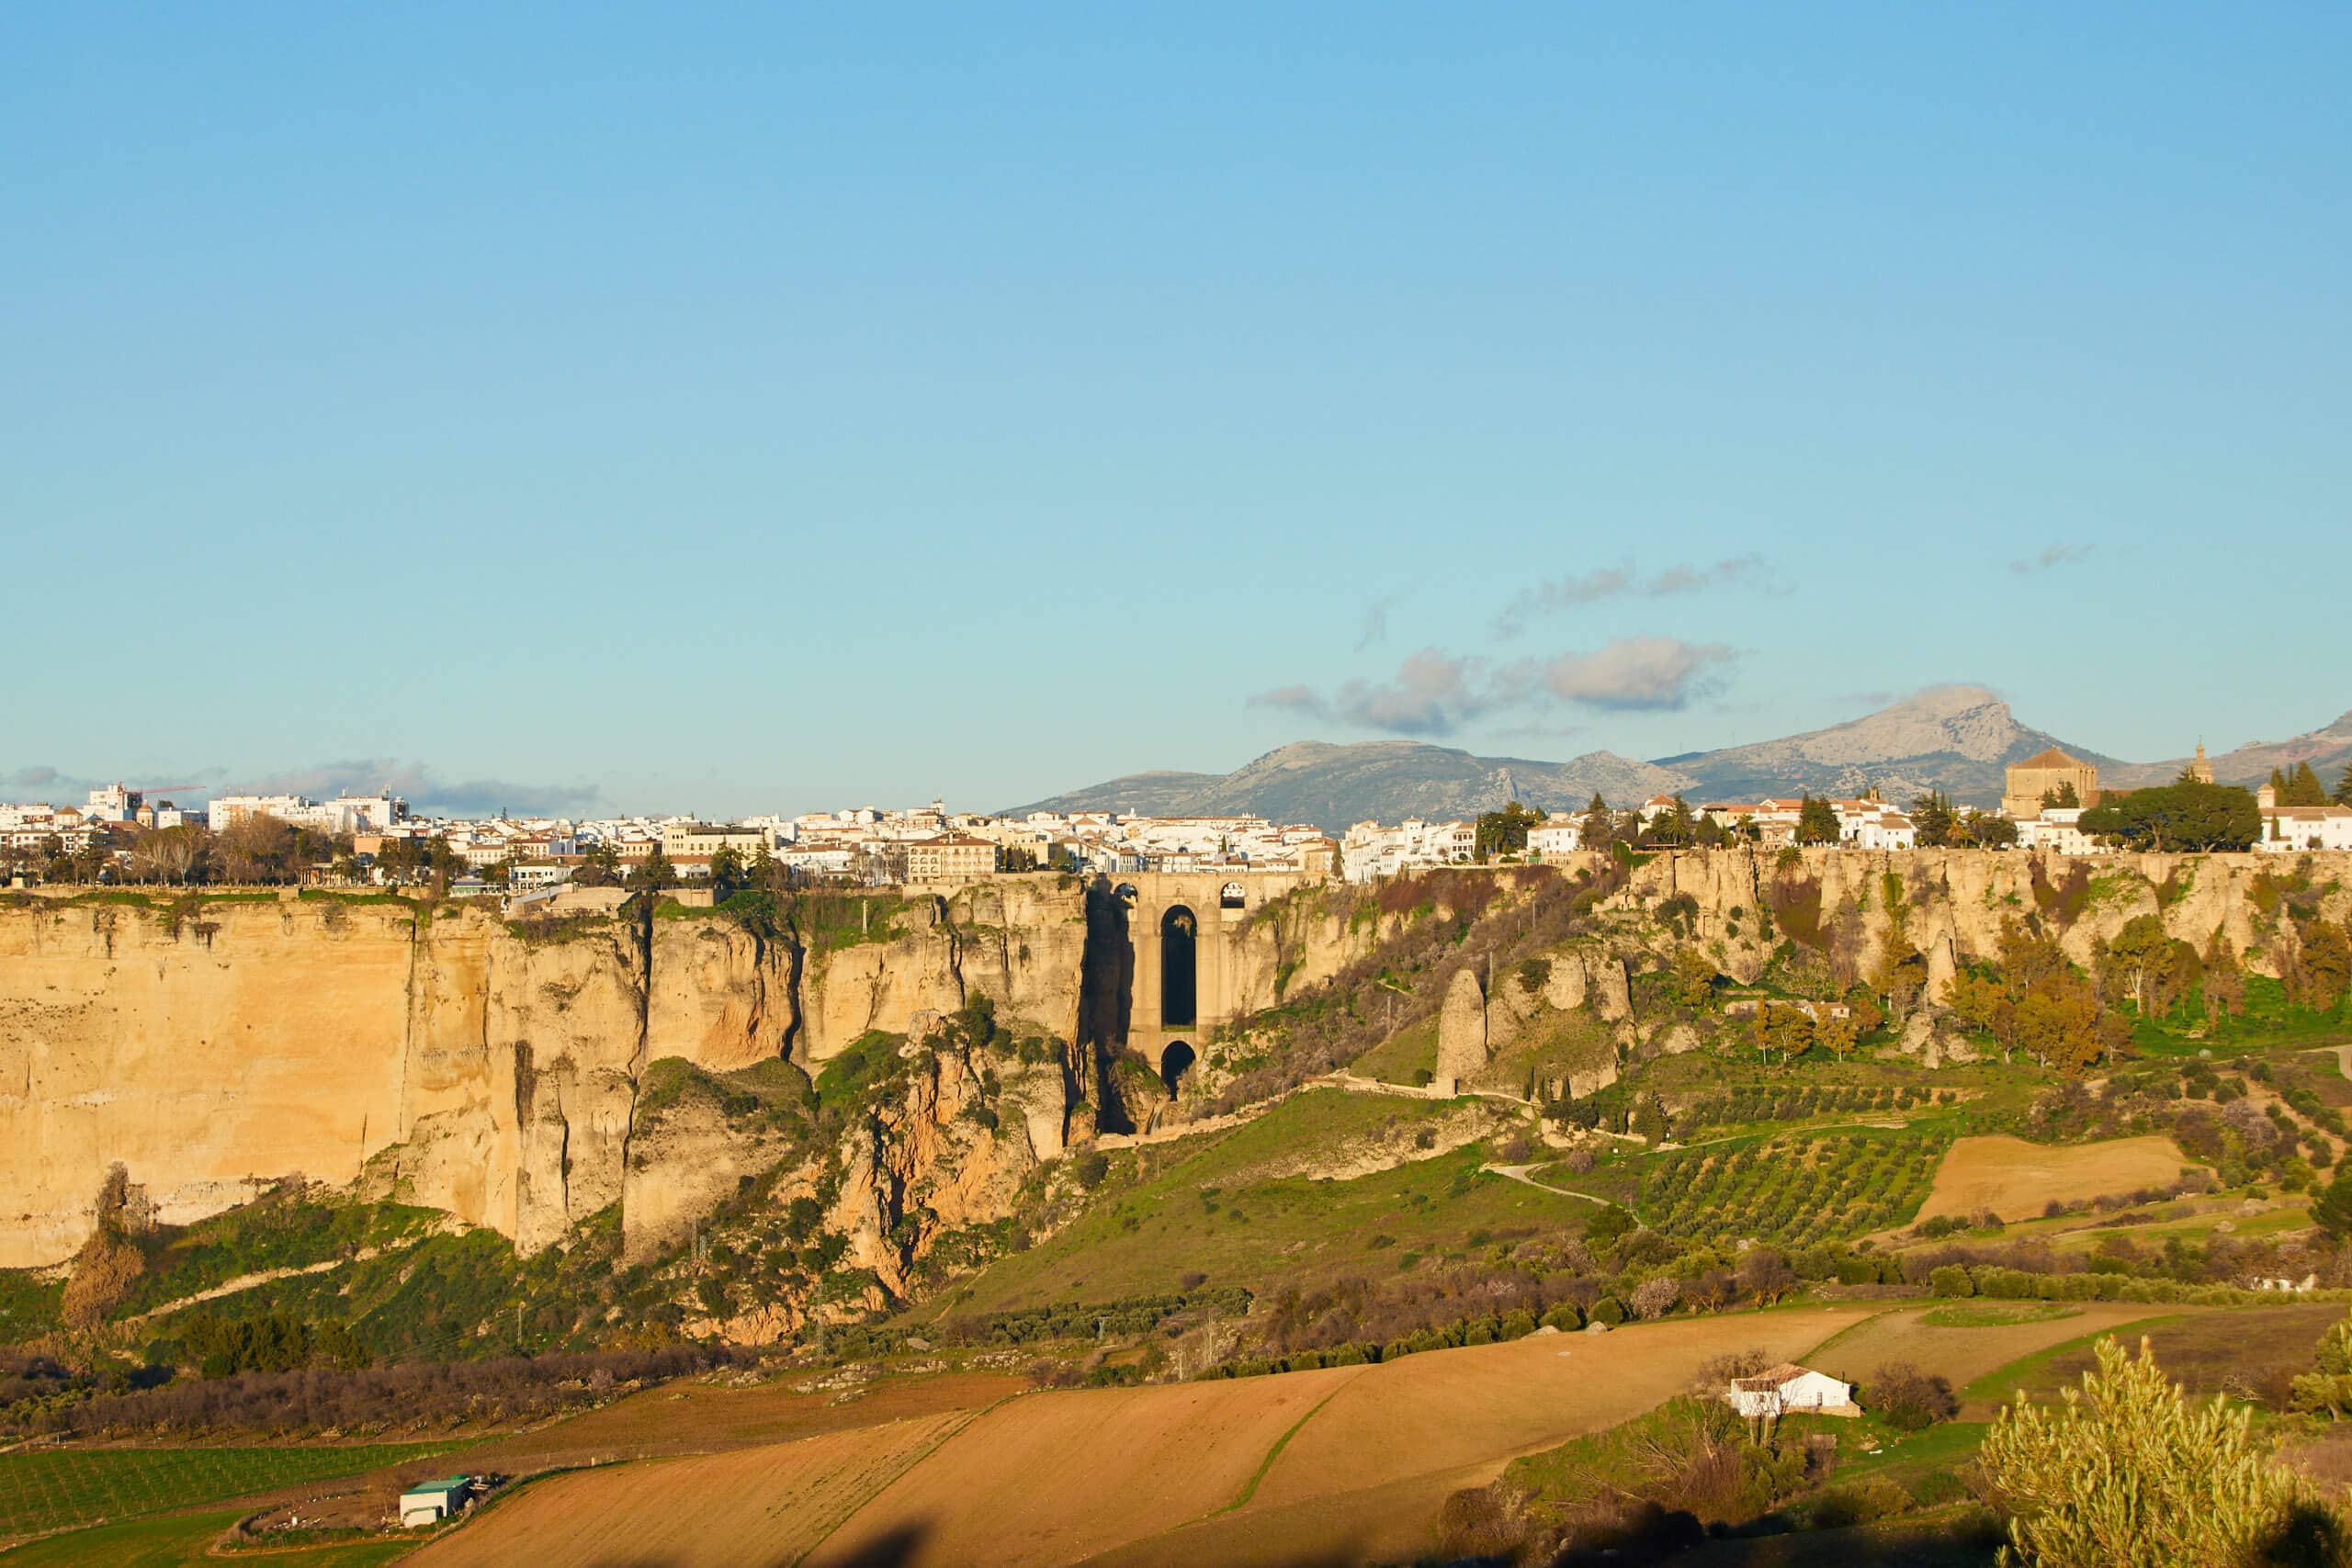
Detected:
[399,1476,474,1528]
[1726,1363,1855,1419]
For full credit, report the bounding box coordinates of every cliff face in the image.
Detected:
[12,853,2338,1272]
[1609,847,2352,989]
[0,878,1277,1267]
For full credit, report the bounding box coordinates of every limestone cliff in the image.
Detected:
[8,852,2341,1272]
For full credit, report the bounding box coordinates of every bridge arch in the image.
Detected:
[1159,905,1197,1028]
[1160,1040,1195,1095]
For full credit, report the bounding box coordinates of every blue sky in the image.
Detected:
[4,5,2346,817]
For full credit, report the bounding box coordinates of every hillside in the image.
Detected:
[1660,683,2123,806]
[1013,739,1690,828]
[2107,706,2352,792]
[1019,688,2352,827]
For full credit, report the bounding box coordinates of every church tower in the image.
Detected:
[2188,743,2214,784]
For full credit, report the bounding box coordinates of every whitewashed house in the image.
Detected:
[1525,821,1583,859]
[1726,1363,1855,1419]
[2013,807,2107,855]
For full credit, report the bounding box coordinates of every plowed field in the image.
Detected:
[1913,1134,2198,1224]
[416,1410,971,1568]
[432,1307,1871,1568]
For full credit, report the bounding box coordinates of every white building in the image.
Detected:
[1725,1364,1855,1419]
[1525,821,1584,858]
[399,1476,474,1528]
[207,794,406,835]
[1340,818,1476,882]
[2256,784,2352,852]
[2014,807,2106,855]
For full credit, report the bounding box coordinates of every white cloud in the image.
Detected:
[1510,637,1736,712]
[1495,554,1776,637]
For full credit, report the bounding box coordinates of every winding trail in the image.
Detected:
[1479,1162,1620,1207]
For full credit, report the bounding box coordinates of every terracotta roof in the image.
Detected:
[1730,1362,1814,1393]
[2016,747,2083,769]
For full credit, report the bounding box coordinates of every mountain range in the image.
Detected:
[1012,686,2352,832]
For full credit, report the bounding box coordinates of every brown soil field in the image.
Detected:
[1808,1303,2178,1401]
[416,1410,973,1568]
[409,1311,1873,1568]
[511,1306,1858,1568]
[460,1368,1025,1471]
[805,1365,1367,1568]
[267,1368,1025,1539]
[1913,1134,2199,1224]
[1087,1307,1871,1568]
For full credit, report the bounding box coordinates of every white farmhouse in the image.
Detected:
[1725,1363,1856,1419]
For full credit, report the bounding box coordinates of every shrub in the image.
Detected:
[1589,1295,1630,1326]
[1869,1361,1958,1432]
[1928,1265,1975,1298]
[1072,1151,1111,1190]
[1981,1336,2342,1567]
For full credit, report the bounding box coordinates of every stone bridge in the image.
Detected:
[1082,869,1314,1093]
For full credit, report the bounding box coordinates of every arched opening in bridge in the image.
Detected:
[1219,881,1245,910]
[1079,877,1135,1053]
[1160,905,1197,1028]
[1160,1040,1194,1096]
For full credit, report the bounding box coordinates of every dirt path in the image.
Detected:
[1480,1162,1618,1206]
[120,1258,348,1325]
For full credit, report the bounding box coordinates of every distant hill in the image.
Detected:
[1013,688,2352,830]
[1012,739,1690,830]
[2105,709,2352,794]
[1663,684,2125,808]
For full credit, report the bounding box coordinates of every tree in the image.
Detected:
[2313,1168,2352,1240]
[1980,1335,2341,1568]
[2076,781,2259,852]
[2011,970,2106,1077]
[2284,761,2330,806]
[1815,1010,1860,1060]
[1908,791,1956,848]
[1641,796,1696,849]
[2336,761,2352,808]
[2289,920,2352,1014]
[2101,915,2178,1016]
[2292,1310,2352,1421]
[1870,1362,1959,1432]
[1753,1002,1815,1064]
[1736,1247,1796,1305]
[2040,780,2082,809]
[1669,948,1719,1008]
[1631,1094,1668,1143]
[1953,807,2018,848]
[1578,794,1615,852]
[629,847,678,891]
[2203,933,2247,1022]
[1795,795,1840,845]
[1474,801,1545,860]
[708,845,748,899]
